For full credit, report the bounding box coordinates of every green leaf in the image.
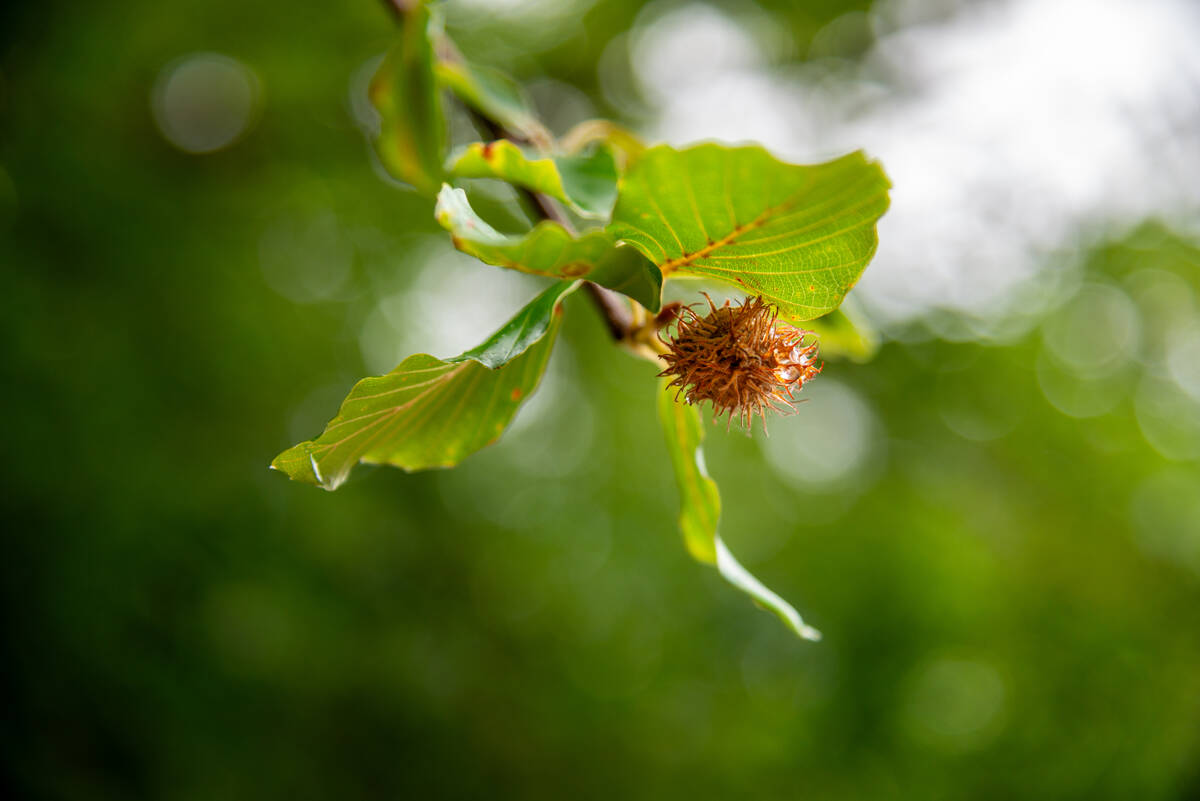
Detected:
[610,144,890,322]
[434,59,549,146]
[368,4,446,195]
[450,280,576,368]
[657,378,721,564]
[435,185,662,311]
[657,379,822,640]
[448,140,618,218]
[586,246,663,313]
[272,281,576,490]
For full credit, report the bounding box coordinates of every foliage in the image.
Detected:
[657,377,821,640]
[273,281,574,488]
[610,145,890,321]
[447,140,618,218]
[273,0,890,633]
[9,0,1200,798]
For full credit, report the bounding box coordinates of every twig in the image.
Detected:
[378,1,636,341]
[462,111,635,341]
[584,282,635,341]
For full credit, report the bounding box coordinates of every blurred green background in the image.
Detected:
[4,0,1200,799]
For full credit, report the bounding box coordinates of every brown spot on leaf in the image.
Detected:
[510,387,523,401]
[560,262,591,277]
[482,141,496,161]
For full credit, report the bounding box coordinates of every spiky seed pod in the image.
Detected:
[659,294,821,431]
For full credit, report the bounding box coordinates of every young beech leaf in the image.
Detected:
[367,4,445,196]
[448,140,618,218]
[657,379,822,640]
[271,281,577,490]
[435,185,663,311]
[609,144,890,322]
[434,59,550,147]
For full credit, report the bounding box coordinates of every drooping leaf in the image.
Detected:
[658,379,721,564]
[368,4,445,195]
[435,185,662,311]
[448,140,618,218]
[610,144,890,322]
[657,379,822,640]
[272,281,576,490]
[435,59,549,147]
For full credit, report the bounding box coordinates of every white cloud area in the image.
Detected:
[630,0,1200,330]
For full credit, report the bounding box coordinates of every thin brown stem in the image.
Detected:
[584,282,634,340]
[462,111,635,341]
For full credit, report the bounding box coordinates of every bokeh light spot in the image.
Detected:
[1129,468,1200,576]
[1166,322,1200,402]
[937,361,1028,440]
[903,657,1006,751]
[1134,376,1200,461]
[152,52,259,154]
[1042,283,1141,378]
[259,208,353,304]
[1035,349,1128,419]
[759,379,879,490]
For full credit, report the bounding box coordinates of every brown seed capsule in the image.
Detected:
[659,294,821,432]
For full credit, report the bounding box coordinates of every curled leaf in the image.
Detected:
[448,140,618,218]
[435,185,662,311]
[368,4,445,195]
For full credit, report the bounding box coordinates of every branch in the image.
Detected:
[463,110,635,341]
[377,1,636,341]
